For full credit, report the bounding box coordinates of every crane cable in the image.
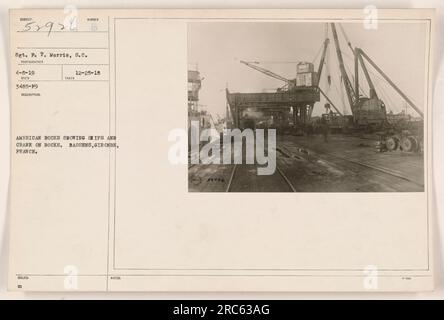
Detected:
[322,24,349,115]
[339,23,354,54]
[312,42,324,64]
[312,23,330,65]
[318,23,334,113]
[326,27,332,89]
[338,24,370,99]
[333,23,419,115]
[374,79,399,113]
[341,49,421,111]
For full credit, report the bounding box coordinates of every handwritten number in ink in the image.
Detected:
[45,21,54,36]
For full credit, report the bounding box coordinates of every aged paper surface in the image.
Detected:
[8,9,434,291]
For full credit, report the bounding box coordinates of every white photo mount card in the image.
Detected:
[8,8,434,292]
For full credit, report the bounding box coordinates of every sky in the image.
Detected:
[187,21,428,118]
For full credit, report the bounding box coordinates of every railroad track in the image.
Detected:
[225,163,297,192]
[324,152,424,187]
[279,143,423,188]
[192,142,422,192]
[225,164,237,192]
[188,150,199,169]
[276,165,298,192]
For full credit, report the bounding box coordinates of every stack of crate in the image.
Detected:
[296,62,318,87]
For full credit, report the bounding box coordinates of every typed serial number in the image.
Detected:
[173,304,270,317]
[217,304,270,316]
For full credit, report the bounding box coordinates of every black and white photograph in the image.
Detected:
[188,21,427,192]
[1,6,439,297]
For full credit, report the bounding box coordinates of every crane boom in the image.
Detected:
[356,48,378,99]
[319,88,343,116]
[330,23,357,111]
[240,60,290,83]
[316,38,330,86]
[359,50,424,118]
